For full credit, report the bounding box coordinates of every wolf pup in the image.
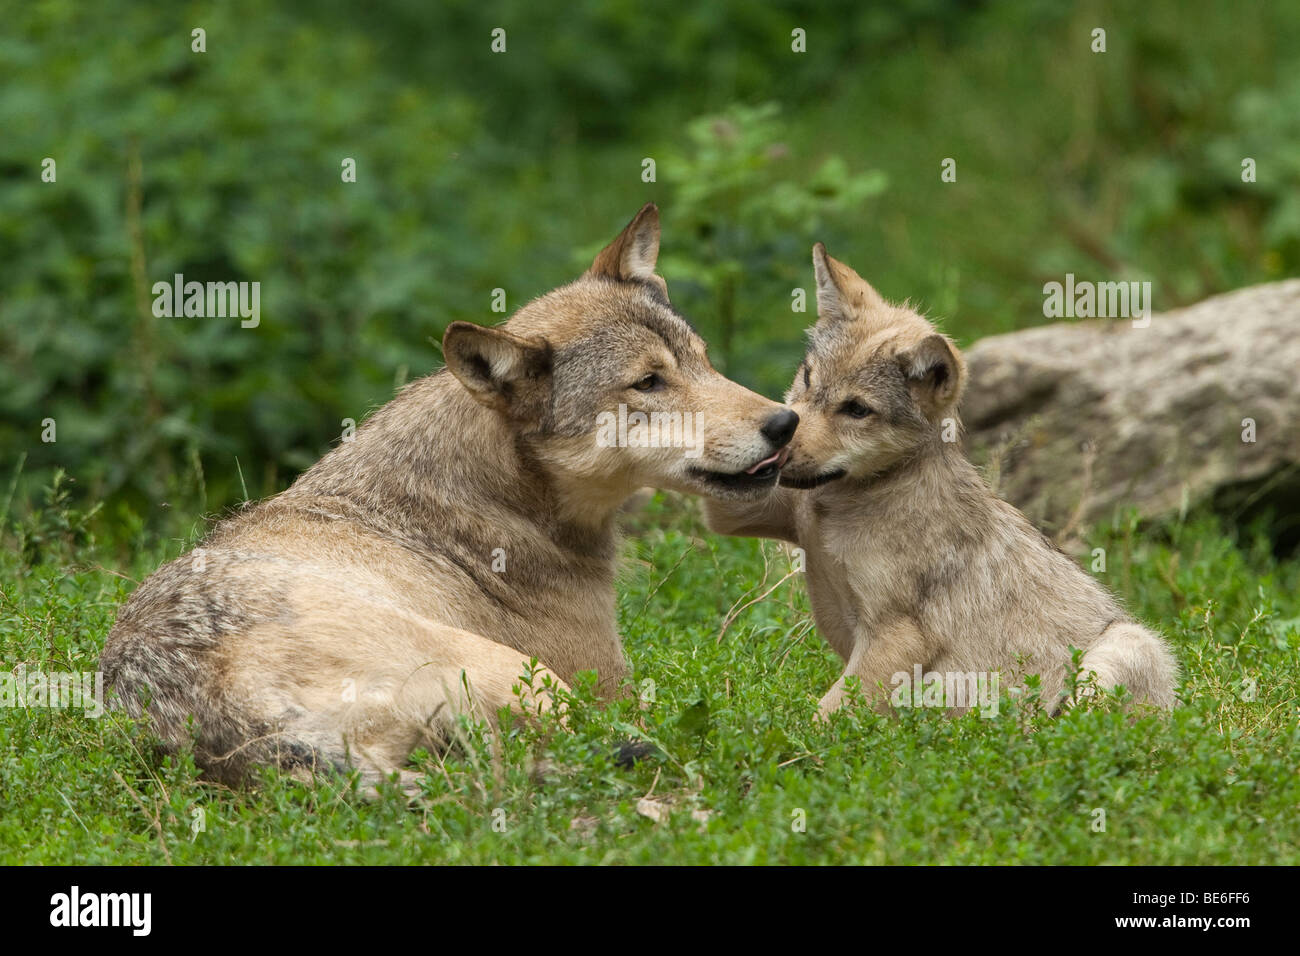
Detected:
[101,204,799,787]
[705,244,1177,717]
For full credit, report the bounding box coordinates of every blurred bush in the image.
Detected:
[1,3,489,513]
[2,0,1297,542]
[655,102,886,387]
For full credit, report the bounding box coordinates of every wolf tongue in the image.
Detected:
[746,451,781,474]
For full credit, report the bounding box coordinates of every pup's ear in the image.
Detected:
[589,203,669,297]
[811,242,886,324]
[443,321,552,421]
[898,333,966,420]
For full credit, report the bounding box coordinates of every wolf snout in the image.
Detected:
[760,408,799,447]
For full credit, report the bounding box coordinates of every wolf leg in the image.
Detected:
[818,617,929,717]
[225,607,571,785]
[702,487,799,543]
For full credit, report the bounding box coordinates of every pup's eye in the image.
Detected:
[838,399,872,419]
[802,364,811,388]
[631,373,662,392]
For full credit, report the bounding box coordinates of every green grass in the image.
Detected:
[1,490,1298,865]
[6,0,1298,866]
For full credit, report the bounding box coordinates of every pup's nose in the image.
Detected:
[760,408,799,447]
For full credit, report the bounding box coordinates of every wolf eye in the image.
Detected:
[631,373,662,392]
[838,399,872,419]
[802,364,811,388]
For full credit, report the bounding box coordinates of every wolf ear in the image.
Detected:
[811,243,886,324]
[589,203,668,296]
[443,321,553,420]
[899,333,966,419]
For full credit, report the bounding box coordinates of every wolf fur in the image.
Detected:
[101,205,798,785]
[705,244,1178,717]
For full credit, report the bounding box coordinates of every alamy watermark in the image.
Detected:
[1042,273,1151,328]
[50,886,151,935]
[595,404,703,458]
[1,665,105,718]
[152,273,260,328]
[890,666,1000,717]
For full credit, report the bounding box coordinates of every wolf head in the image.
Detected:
[442,204,798,506]
[778,243,966,489]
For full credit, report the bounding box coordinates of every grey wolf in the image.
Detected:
[705,244,1177,716]
[101,205,798,786]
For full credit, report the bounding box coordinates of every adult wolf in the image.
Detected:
[101,205,799,787]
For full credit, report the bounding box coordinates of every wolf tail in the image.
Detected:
[1079,621,1178,709]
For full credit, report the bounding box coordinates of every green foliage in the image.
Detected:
[2,1,1299,864]
[2,501,1298,863]
[1208,78,1300,264]
[316,0,971,142]
[655,102,887,383]
[11,468,102,566]
[2,3,485,514]
[4,1,1299,531]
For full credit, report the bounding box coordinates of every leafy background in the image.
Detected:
[2,0,1300,867]
[3,0,1299,531]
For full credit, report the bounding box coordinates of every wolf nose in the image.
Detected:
[760,408,799,447]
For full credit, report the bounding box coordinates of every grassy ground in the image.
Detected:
[1,488,1297,865]
[6,0,1298,867]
